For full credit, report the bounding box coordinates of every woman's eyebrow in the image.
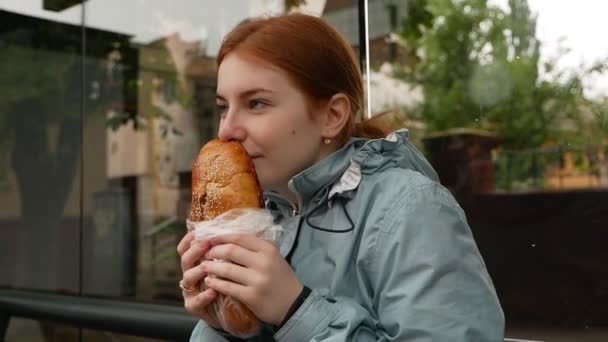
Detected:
[216,88,275,101]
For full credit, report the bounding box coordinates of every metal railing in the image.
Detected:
[494,144,608,192]
[0,289,197,341]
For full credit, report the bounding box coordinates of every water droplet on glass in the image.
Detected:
[89,81,100,100]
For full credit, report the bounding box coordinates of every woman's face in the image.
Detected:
[216,52,326,194]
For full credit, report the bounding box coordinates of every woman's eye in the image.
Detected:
[249,99,267,110]
[216,103,227,115]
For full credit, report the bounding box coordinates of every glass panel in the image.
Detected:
[4,319,169,342]
[0,0,82,25]
[5,318,79,342]
[322,0,363,117]
[322,0,361,55]
[0,3,85,293]
[80,0,288,303]
[81,329,169,342]
[367,0,608,340]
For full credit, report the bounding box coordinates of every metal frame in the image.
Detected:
[358,0,372,120]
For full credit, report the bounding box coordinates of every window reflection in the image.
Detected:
[5,318,79,342]
[0,8,84,292]
[80,0,291,302]
[0,0,293,303]
[5,318,170,342]
[76,0,362,303]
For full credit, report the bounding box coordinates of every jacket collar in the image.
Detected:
[266,129,438,214]
[287,137,366,211]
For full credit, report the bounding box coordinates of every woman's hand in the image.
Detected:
[177,231,222,328]
[201,234,304,326]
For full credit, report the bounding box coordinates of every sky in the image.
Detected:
[492,0,608,98]
[0,0,284,54]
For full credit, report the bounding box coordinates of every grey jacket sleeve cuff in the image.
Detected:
[273,289,336,341]
[189,320,231,342]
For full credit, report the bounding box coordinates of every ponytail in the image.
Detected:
[351,119,389,140]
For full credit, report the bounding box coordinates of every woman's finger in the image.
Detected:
[205,243,259,268]
[204,275,251,303]
[177,231,195,256]
[181,264,209,294]
[201,260,256,286]
[184,288,218,314]
[181,240,211,272]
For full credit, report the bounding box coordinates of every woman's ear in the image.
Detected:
[321,93,351,139]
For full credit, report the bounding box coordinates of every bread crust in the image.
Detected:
[191,140,264,221]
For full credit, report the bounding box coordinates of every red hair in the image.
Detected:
[217,13,385,144]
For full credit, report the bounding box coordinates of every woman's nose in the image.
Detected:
[217,110,246,142]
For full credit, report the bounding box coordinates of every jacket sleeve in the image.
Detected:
[274,182,505,341]
[189,320,231,342]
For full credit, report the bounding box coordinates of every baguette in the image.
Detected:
[190,139,263,337]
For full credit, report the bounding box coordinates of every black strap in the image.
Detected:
[306,198,354,233]
[276,286,312,330]
[285,215,303,264]
[285,197,354,265]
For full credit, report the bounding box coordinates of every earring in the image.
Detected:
[324,138,332,145]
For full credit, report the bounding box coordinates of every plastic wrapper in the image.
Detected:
[187,208,282,338]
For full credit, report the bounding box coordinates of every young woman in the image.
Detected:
[178,13,504,341]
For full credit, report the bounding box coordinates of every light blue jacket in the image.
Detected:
[190,130,505,341]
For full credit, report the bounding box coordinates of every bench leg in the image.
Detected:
[0,312,9,341]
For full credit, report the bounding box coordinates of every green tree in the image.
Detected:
[0,31,126,234]
[397,0,608,149]
[0,12,137,288]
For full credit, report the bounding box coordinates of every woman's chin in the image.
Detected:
[258,179,279,195]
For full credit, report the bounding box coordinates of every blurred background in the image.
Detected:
[0,0,606,341]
